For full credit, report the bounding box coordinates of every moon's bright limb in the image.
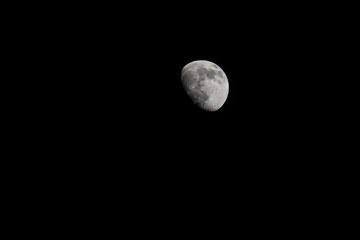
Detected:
[181,60,229,111]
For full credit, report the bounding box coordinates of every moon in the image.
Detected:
[181,60,229,111]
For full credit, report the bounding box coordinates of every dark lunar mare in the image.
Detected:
[193,81,209,104]
[191,88,209,105]
[197,67,217,79]
[196,67,225,84]
[217,71,224,79]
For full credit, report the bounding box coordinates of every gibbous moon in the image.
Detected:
[181,60,229,111]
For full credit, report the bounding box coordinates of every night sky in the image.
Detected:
[39,3,341,225]
[52,2,336,177]
[70,8,324,154]
[9,1,349,234]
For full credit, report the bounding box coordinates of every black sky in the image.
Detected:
[50,2,336,168]
[32,1,342,201]
[10,2,348,231]
[3,1,350,234]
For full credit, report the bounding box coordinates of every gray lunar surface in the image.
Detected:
[181,60,229,111]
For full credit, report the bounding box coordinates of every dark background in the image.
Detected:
[48,3,335,160]
[12,2,346,231]
[34,2,339,188]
